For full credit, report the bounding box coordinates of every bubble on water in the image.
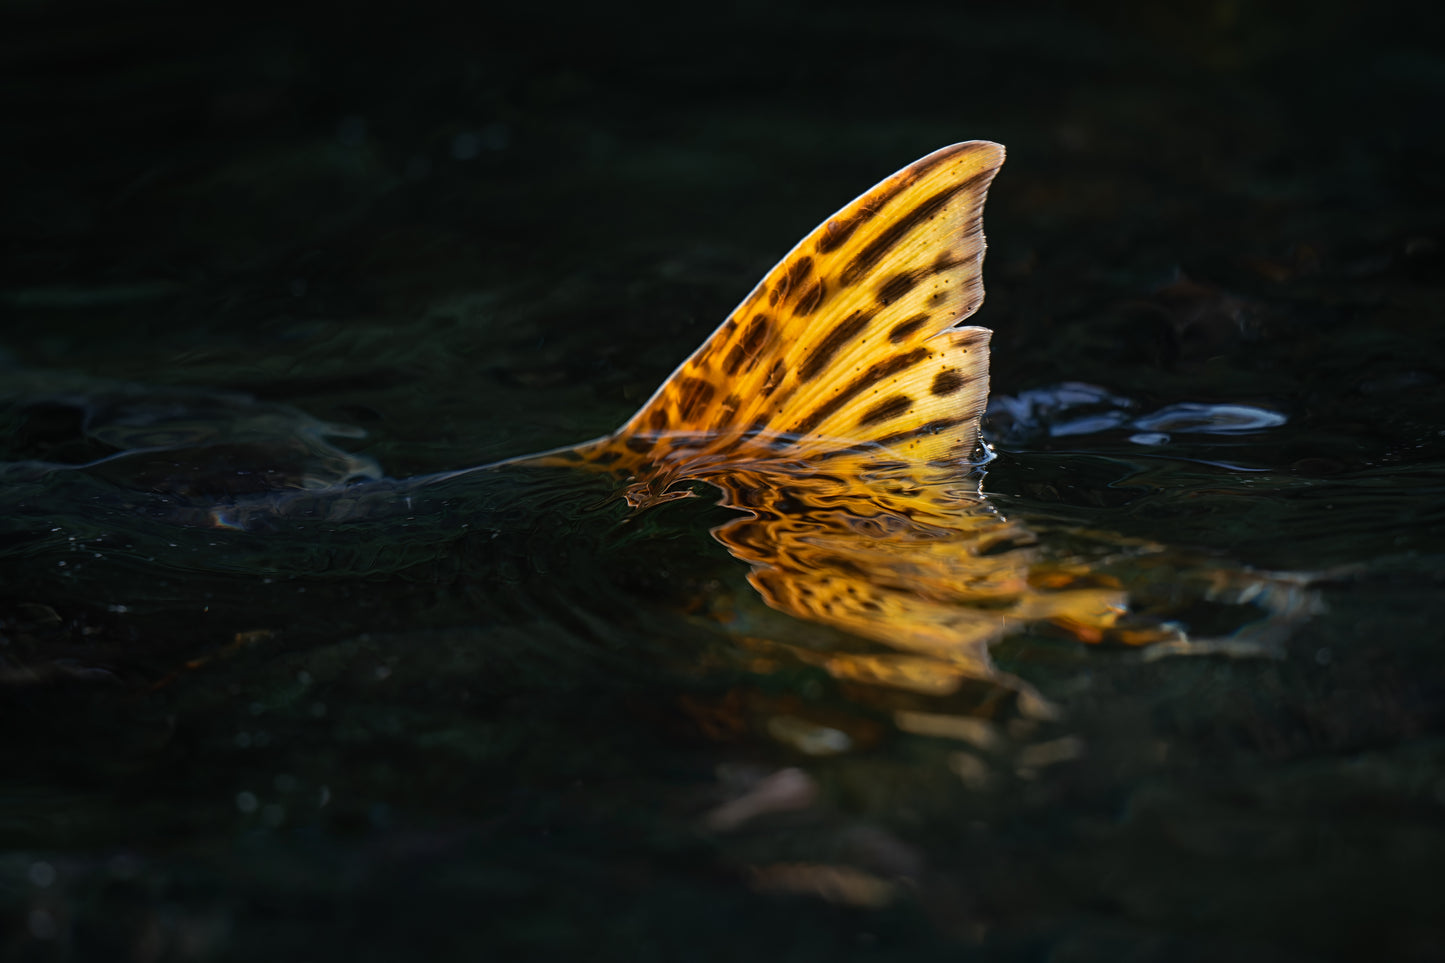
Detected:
[235,791,259,814]
[1049,412,1132,437]
[1132,403,1286,434]
[27,861,56,888]
[1129,432,1170,445]
[987,385,1287,446]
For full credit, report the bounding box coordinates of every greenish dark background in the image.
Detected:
[2,1,1443,960]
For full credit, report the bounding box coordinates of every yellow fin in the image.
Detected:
[558,141,1004,478]
[509,143,1303,703]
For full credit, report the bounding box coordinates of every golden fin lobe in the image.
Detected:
[552,141,1005,481]
[522,143,1130,697]
[512,144,1313,711]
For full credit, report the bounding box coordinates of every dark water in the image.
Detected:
[3,1,1444,959]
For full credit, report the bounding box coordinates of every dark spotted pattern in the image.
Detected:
[931,370,967,396]
[810,146,966,256]
[794,279,826,316]
[859,394,913,427]
[743,313,772,352]
[814,214,868,255]
[791,347,930,435]
[575,141,1002,480]
[760,357,800,413]
[723,313,774,376]
[956,328,988,350]
[812,553,867,577]
[770,255,814,307]
[932,251,964,274]
[512,145,1134,699]
[887,313,931,343]
[761,359,787,395]
[874,416,969,448]
[675,376,716,421]
[838,169,992,286]
[710,393,742,431]
[797,308,873,382]
[876,271,918,306]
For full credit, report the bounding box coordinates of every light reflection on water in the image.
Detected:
[0,370,1314,696]
[2,363,1439,959]
[987,381,1288,447]
[0,361,1328,900]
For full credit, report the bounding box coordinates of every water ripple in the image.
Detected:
[986,382,1286,449]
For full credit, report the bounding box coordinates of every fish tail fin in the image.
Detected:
[531,142,1005,479]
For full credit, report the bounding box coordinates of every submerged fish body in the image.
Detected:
[0,143,1313,705]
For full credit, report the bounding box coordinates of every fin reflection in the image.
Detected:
[523,141,1308,718]
[706,458,1134,707]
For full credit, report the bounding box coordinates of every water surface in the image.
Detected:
[2,2,1443,959]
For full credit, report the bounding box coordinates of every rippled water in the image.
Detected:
[3,2,1443,960]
